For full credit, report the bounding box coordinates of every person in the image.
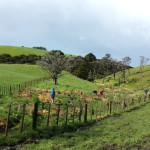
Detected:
[144,89,149,95]
[50,88,55,103]
[99,89,104,96]
[93,90,97,95]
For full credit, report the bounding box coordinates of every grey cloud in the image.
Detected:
[0,0,150,66]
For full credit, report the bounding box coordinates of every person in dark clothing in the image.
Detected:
[144,89,149,95]
[93,90,97,95]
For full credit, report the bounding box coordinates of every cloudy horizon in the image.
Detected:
[0,0,150,67]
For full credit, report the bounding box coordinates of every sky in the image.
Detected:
[0,0,150,67]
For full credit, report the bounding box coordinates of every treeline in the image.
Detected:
[38,50,129,83]
[65,53,124,81]
[0,54,41,64]
[32,46,47,51]
[0,50,131,81]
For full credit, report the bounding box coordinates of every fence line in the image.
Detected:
[1,93,150,137]
[0,76,50,96]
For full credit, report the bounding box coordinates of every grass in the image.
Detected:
[1,62,150,149]
[0,46,46,56]
[20,102,150,150]
[34,71,100,94]
[96,65,150,91]
[0,64,48,86]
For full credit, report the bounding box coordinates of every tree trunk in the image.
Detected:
[54,77,57,85]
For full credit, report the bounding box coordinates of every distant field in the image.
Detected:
[0,64,48,86]
[0,46,46,56]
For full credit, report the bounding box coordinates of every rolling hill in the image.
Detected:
[1,46,150,149]
[0,46,46,56]
[96,64,150,91]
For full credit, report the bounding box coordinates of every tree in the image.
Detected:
[122,56,131,75]
[37,52,65,85]
[102,53,111,60]
[49,50,64,56]
[84,53,96,62]
[139,56,149,76]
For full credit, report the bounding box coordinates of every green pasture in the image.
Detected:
[20,101,150,150]
[96,65,150,91]
[0,46,46,56]
[0,64,48,86]
[1,61,150,149]
[34,72,100,93]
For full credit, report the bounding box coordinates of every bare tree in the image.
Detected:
[120,56,131,83]
[139,56,149,76]
[122,56,131,75]
[37,53,65,85]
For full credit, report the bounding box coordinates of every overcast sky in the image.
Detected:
[0,0,150,67]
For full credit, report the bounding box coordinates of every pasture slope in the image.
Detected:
[0,45,150,149]
[96,64,150,91]
[20,65,150,150]
[20,102,150,150]
[0,46,46,56]
[0,64,48,86]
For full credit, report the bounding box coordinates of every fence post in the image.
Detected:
[46,103,51,128]
[95,102,98,121]
[65,104,68,125]
[84,102,88,123]
[72,106,75,123]
[32,103,38,130]
[9,85,12,95]
[19,84,21,92]
[109,101,112,114]
[79,104,82,123]
[21,104,26,134]
[5,105,11,137]
[56,104,60,126]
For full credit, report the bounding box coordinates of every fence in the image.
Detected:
[0,76,50,96]
[1,93,150,137]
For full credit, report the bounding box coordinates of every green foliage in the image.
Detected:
[84,53,96,62]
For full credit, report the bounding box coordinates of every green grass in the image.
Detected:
[34,71,100,93]
[20,102,150,150]
[1,63,150,149]
[96,65,150,91]
[0,64,48,86]
[0,46,46,56]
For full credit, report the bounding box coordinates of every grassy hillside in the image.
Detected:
[0,63,99,92]
[0,64,48,86]
[0,46,46,56]
[20,102,150,150]
[96,65,150,91]
[34,71,99,93]
[1,62,150,149]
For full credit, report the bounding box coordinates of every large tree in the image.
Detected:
[37,52,65,85]
[85,53,96,62]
